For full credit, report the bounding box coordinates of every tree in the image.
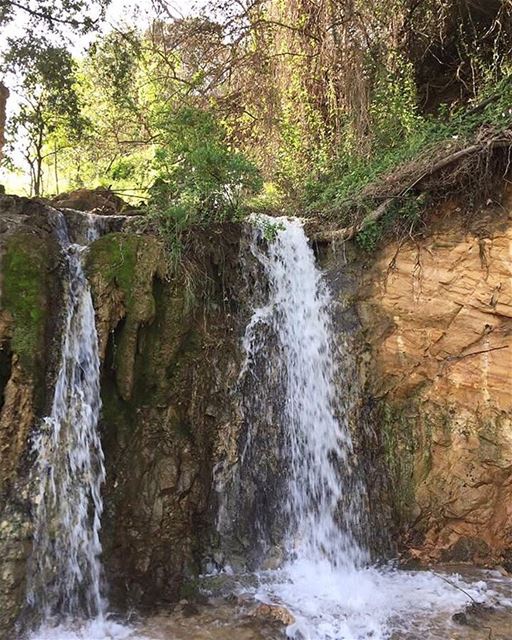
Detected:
[0,81,8,164]
[149,105,262,223]
[4,43,84,195]
[0,0,110,35]
[0,0,110,189]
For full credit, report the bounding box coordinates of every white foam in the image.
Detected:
[255,563,500,639]
[28,617,150,640]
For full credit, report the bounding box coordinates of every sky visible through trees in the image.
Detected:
[0,0,207,189]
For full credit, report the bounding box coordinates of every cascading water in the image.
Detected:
[242,217,368,570]
[27,239,105,623]
[225,215,506,640]
[25,215,138,640]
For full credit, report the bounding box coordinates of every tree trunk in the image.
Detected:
[0,82,9,166]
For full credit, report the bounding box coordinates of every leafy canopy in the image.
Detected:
[149,105,262,225]
[0,0,109,35]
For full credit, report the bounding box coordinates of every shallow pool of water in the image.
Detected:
[28,566,512,640]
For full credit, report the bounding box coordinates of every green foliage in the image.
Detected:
[369,55,421,149]
[0,0,109,35]
[147,106,262,262]
[308,71,512,230]
[4,0,512,249]
[354,221,381,253]
[355,196,423,252]
[3,42,85,195]
[87,31,141,107]
[150,106,262,217]
[252,215,286,242]
[244,182,284,214]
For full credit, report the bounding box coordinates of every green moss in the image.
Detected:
[86,233,139,307]
[1,233,50,371]
[382,400,458,528]
[381,402,418,525]
[169,413,193,441]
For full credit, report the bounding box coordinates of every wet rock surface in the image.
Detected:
[0,196,65,636]
[136,602,284,640]
[0,195,262,636]
[0,83,7,166]
[84,223,256,612]
[2,190,512,636]
[320,191,512,564]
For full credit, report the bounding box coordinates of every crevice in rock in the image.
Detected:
[0,342,12,414]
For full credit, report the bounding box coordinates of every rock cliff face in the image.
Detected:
[0,196,253,635]
[1,189,512,637]
[0,196,65,636]
[321,193,512,565]
[84,226,252,610]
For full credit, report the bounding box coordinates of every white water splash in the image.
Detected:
[26,216,107,635]
[238,216,512,639]
[29,618,146,640]
[245,216,367,569]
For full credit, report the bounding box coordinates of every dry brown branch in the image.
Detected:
[310,132,512,243]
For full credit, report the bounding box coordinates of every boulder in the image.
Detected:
[52,187,128,213]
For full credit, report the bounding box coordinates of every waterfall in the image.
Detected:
[26,215,105,629]
[243,217,367,570]
[226,215,494,640]
[23,212,146,640]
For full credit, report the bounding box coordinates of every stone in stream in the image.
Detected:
[250,603,295,626]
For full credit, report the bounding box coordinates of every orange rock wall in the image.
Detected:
[358,200,512,563]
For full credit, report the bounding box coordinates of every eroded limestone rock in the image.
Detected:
[85,224,252,612]
[0,197,63,637]
[355,197,512,563]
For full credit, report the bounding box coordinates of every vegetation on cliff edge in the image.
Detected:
[2,0,512,254]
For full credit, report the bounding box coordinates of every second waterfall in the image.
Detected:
[218,216,493,640]
[240,216,369,570]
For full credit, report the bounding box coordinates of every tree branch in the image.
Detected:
[309,134,512,244]
[2,0,97,28]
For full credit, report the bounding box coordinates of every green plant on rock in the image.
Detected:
[147,106,262,264]
[355,221,381,252]
[355,194,425,252]
[254,216,286,243]
[381,403,417,526]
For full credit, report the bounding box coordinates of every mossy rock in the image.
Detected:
[1,233,53,373]
[85,233,140,308]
